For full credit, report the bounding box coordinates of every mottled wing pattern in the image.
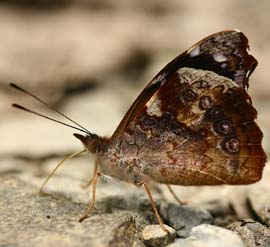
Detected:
[166,30,257,90]
[112,30,257,140]
[118,68,265,185]
[108,30,265,185]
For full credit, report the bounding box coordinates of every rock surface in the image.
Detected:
[0,175,148,247]
[228,219,270,247]
[141,225,176,247]
[247,175,270,226]
[166,224,246,247]
[160,203,213,237]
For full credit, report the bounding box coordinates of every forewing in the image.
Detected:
[167,30,257,89]
[112,30,257,140]
[117,68,266,185]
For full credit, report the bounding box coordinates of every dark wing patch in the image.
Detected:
[112,30,257,140]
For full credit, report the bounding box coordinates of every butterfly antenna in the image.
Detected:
[10,83,92,135]
[12,104,90,135]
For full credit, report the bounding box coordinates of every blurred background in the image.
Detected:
[1,3,270,245]
[0,1,269,165]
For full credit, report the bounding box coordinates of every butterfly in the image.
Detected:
[11,30,266,233]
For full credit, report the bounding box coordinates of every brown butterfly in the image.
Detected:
[11,30,266,233]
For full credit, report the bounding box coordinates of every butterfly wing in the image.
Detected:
[107,30,265,185]
[162,30,257,90]
[114,67,265,185]
[112,30,257,140]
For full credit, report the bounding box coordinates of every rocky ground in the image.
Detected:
[0,1,270,247]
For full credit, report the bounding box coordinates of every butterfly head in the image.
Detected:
[73,133,100,153]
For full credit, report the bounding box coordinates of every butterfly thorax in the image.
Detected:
[74,133,146,184]
[98,138,150,185]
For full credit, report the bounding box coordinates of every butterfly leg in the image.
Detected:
[79,171,101,222]
[166,185,187,205]
[143,183,169,234]
[81,159,98,189]
[40,149,86,194]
